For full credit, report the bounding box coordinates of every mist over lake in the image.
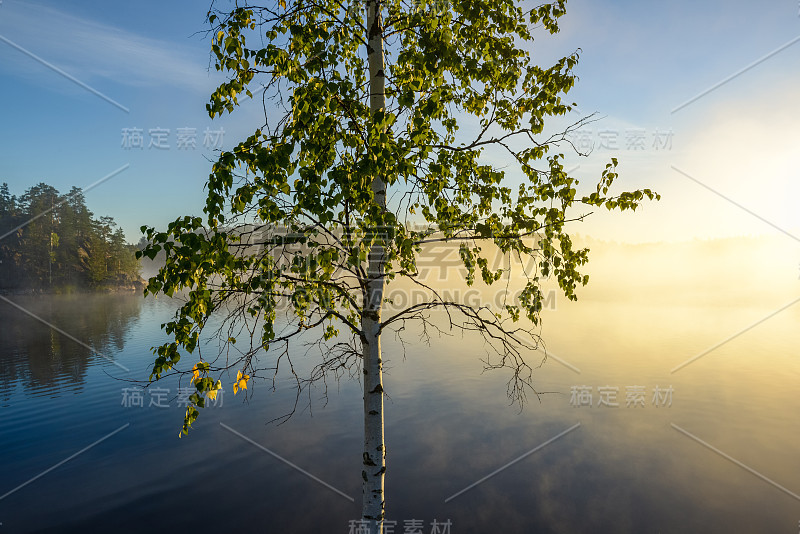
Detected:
[1,236,798,533]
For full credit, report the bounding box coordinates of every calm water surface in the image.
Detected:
[1,257,799,533]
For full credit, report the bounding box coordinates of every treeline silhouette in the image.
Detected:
[0,182,142,291]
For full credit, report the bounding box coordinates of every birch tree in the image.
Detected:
[138,0,659,530]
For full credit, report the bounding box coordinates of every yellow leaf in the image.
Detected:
[207,380,222,400]
[279,0,286,8]
[190,364,200,384]
[234,370,250,395]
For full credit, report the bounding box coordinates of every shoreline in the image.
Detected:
[0,281,146,296]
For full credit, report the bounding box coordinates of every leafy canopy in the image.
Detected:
[138,0,659,435]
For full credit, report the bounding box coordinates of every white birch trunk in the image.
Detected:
[362,0,387,531]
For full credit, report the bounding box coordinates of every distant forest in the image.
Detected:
[0,182,142,291]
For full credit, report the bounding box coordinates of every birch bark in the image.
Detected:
[362,0,387,530]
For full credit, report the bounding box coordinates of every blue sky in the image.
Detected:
[0,0,798,243]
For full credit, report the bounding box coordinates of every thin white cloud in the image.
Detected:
[0,1,215,92]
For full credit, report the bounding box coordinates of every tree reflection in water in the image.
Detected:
[0,293,143,401]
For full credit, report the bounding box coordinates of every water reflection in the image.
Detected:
[0,293,143,398]
[0,237,798,533]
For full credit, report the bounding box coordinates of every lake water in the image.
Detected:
[1,239,799,533]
